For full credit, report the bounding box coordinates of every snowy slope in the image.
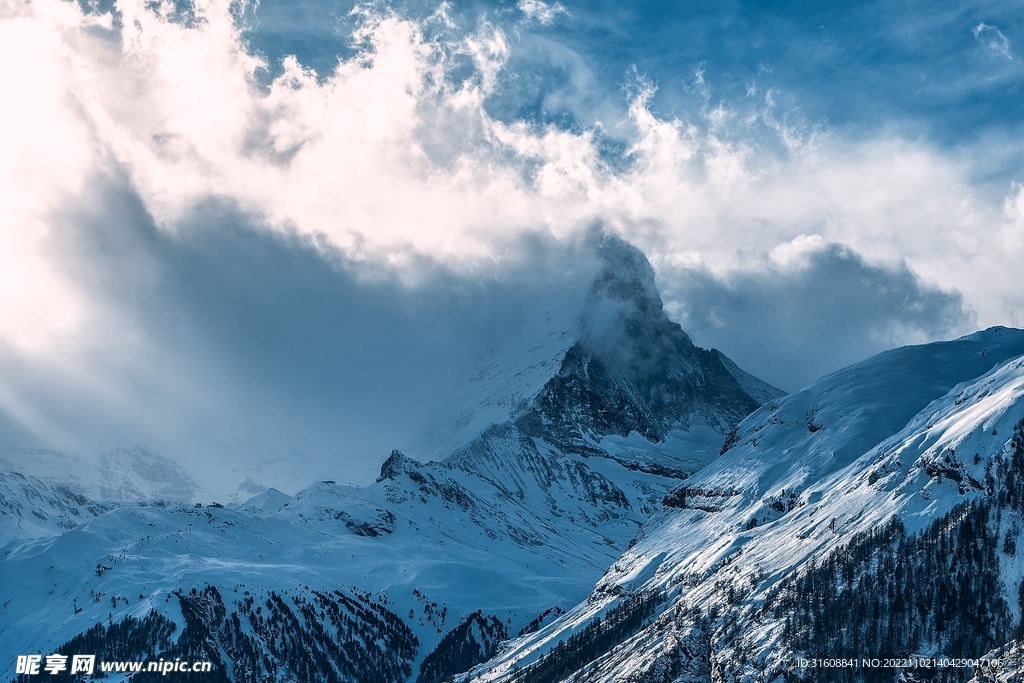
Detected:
[0,484,586,675]
[0,448,686,682]
[0,473,118,542]
[425,234,782,470]
[0,237,780,683]
[467,327,1024,683]
[419,297,581,463]
[0,446,207,503]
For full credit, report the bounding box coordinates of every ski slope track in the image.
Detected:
[466,327,1024,683]
[0,237,782,683]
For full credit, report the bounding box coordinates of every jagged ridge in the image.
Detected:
[465,327,1024,683]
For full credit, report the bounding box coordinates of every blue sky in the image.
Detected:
[0,0,1022,488]
[246,0,1024,146]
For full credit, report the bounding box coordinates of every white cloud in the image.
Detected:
[517,0,568,26]
[768,234,828,269]
[4,0,1024,484]
[0,1,100,352]
[973,22,1014,61]
[0,0,1022,354]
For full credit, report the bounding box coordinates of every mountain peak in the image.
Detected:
[377,449,421,482]
[96,445,201,501]
[579,234,693,359]
[958,325,1024,344]
[514,235,784,453]
[469,332,1024,683]
[587,234,666,321]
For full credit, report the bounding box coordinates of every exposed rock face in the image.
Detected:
[514,235,782,455]
[0,237,783,683]
[0,472,117,540]
[0,445,204,503]
[466,327,1024,683]
[96,446,202,501]
[445,235,783,519]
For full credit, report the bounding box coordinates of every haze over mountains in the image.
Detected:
[2,239,1024,683]
[6,0,1024,680]
[0,237,779,681]
[469,325,1024,683]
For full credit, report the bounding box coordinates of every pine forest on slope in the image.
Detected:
[0,237,782,683]
[468,326,1024,683]
[6,239,1024,683]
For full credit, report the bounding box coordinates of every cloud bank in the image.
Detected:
[0,0,1018,487]
[667,236,972,391]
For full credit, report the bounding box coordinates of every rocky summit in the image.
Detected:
[0,238,779,683]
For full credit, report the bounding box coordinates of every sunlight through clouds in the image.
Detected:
[2,0,1021,343]
[0,0,1022,476]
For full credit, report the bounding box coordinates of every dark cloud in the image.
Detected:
[2,0,1015,496]
[665,242,975,392]
[0,174,599,491]
[0,171,981,493]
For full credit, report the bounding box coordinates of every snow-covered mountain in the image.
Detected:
[427,235,782,471]
[0,473,118,542]
[466,326,1024,683]
[10,237,1024,683]
[0,236,781,683]
[0,445,206,503]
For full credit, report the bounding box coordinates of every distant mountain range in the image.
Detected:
[0,445,206,505]
[0,236,780,683]
[3,238,1023,683]
[467,325,1024,683]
